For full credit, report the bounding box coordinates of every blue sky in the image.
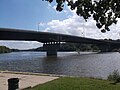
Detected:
[0,0,120,49]
[0,0,71,30]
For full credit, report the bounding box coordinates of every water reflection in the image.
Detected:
[42,56,61,74]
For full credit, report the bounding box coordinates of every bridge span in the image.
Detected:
[0,28,120,56]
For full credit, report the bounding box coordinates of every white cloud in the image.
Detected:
[42,11,120,40]
[41,0,120,40]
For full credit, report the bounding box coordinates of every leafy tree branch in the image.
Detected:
[44,0,120,33]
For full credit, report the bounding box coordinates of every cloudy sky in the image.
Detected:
[0,0,120,50]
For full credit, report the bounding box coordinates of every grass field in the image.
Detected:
[31,77,120,90]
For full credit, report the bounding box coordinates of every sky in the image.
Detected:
[0,0,120,49]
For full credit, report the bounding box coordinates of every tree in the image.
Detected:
[45,0,120,33]
[0,46,11,53]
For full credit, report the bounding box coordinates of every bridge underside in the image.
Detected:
[0,28,120,56]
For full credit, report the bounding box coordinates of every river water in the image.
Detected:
[0,51,120,79]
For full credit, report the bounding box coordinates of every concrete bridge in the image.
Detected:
[0,28,120,56]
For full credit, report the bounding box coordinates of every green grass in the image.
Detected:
[31,77,120,90]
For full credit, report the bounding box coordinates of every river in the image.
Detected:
[0,51,120,79]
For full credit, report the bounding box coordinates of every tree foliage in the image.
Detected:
[45,0,120,33]
[0,46,11,53]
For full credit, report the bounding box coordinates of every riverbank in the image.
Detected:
[1,71,120,90]
[32,77,120,90]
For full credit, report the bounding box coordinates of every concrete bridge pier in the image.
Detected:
[43,42,60,56]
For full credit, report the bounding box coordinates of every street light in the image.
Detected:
[82,22,85,37]
[38,23,40,32]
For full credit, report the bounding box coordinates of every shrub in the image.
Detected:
[107,70,120,84]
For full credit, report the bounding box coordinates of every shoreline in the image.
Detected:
[0,70,106,80]
[0,71,111,90]
[0,70,68,77]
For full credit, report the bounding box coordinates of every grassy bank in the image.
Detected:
[31,77,120,90]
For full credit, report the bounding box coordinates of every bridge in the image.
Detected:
[0,28,120,56]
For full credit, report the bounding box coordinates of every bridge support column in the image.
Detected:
[43,42,60,56]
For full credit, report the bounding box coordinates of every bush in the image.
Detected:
[107,70,120,84]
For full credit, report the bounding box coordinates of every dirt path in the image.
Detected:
[0,71,59,90]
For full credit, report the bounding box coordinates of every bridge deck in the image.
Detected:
[0,28,119,45]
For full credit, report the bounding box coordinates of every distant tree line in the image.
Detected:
[32,43,100,52]
[1,38,119,53]
[59,43,99,51]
